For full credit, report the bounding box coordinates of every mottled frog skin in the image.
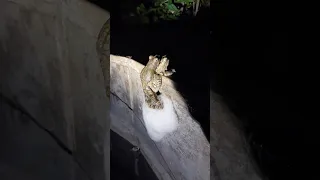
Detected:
[156,56,176,76]
[140,55,175,109]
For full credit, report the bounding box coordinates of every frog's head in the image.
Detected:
[147,55,160,69]
[159,56,169,68]
[155,56,170,74]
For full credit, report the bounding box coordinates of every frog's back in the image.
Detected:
[141,67,154,86]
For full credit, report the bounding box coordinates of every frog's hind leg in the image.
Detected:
[144,86,163,109]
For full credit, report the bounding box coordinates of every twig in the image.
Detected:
[193,0,200,16]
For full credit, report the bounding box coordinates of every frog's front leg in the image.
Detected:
[161,69,176,77]
[147,73,162,93]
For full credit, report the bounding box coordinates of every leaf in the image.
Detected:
[166,3,179,13]
[136,3,147,15]
[174,0,194,4]
[155,0,169,6]
[139,3,146,9]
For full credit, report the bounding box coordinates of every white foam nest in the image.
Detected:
[142,94,179,141]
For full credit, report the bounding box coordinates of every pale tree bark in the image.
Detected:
[193,0,201,16]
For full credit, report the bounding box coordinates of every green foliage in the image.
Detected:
[135,0,195,23]
[132,0,210,23]
[200,0,210,7]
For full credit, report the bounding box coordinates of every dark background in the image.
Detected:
[213,1,316,180]
[110,130,159,180]
[212,1,290,179]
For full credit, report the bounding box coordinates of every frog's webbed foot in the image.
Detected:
[162,69,176,77]
[150,99,163,109]
[145,95,163,109]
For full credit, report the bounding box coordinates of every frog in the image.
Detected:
[140,55,175,109]
[156,55,176,77]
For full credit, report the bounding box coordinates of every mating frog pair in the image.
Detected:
[140,55,176,109]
